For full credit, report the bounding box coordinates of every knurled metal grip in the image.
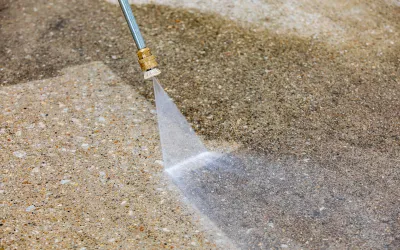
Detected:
[137,48,158,71]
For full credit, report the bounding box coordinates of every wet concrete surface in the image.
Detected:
[170,151,400,249]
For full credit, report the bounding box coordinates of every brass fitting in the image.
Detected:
[137,47,158,71]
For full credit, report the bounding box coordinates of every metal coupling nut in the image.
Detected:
[137,47,158,71]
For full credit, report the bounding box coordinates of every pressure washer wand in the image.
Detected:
[118,0,161,79]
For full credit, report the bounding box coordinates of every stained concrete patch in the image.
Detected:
[0,62,219,249]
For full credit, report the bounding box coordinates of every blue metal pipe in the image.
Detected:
[118,0,146,50]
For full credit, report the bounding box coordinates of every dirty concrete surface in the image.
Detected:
[1,0,400,249]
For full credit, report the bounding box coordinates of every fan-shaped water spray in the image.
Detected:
[153,77,218,172]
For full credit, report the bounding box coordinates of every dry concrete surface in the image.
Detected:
[1,62,225,249]
[1,0,400,249]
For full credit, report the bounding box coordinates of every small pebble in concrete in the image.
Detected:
[155,160,163,166]
[31,167,40,173]
[99,171,106,184]
[13,151,26,158]
[60,180,71,185]
[26,205,35,212]
[81,143,89,150]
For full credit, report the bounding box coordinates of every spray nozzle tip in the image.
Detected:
[144,68,161,80]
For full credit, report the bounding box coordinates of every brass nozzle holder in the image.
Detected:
[137,47,158,71]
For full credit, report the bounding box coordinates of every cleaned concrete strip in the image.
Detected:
[0,62,219,249]
[106,0,399,45]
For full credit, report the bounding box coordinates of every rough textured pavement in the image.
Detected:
[1,0,400,249]
[0,62,220,249]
